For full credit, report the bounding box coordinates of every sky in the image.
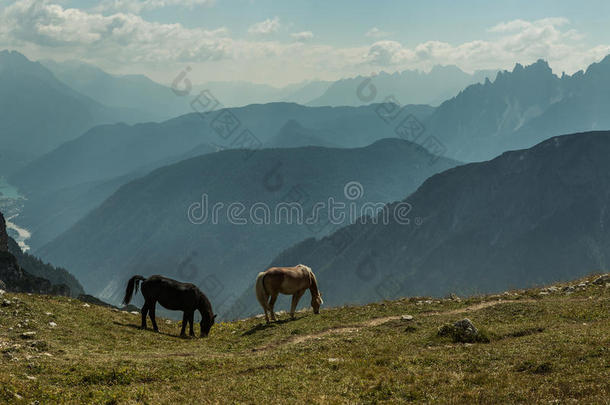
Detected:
[1,0,610,87]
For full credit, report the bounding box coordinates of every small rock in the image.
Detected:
[45,312,53,316]
[438,318,488,343]
[130,311,139,315]
[0,289,5,295]
[26,376,36,381]
[562,285,575,292]
[592,274,610,285]
[20,332,36,339]
[165,320,172,324]
[401,315,414,321]
[2,299,12,307]
[82,303,90,308]
[48,322,57,328]
[327,358,340,362]
[578,283,587,288]
[539,291,549,296]
[453,319,478,335]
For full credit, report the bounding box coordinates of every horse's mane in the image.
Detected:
[298,264,321,298]
[197,290,214,320]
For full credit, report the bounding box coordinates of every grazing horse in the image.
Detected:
[122,275,216,337]
[255,264,323,323]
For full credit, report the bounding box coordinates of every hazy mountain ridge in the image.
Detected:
[309,65,498,107]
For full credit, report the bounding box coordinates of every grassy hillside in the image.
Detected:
[0,274,608,404]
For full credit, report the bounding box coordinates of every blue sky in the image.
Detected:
[1,0,609,86]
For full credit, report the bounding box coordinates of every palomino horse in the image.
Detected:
[255,264,323,323]
[123,275,216,337]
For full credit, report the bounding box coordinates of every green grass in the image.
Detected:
[0,274,609,404]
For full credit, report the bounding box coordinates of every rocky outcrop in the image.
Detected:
[0,212,8,252]
[0,211,70,296]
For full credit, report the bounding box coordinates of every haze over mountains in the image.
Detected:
[11,102,434,249]
[309,66,498,107]
[0,51,139,174]
[36,139,458,315]
[258,131,610,309]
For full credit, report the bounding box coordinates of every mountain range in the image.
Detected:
[253,131,610,310]
[308,66,498,107]
[426,56,610,162]
[10,103,434,249]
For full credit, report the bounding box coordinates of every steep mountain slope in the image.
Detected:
[0,212,77,296]
[37,140,458,312]
[260,131,610,308]
[42,60,190,121]
[426,56,610,162]
[7,236,83,296]
[309,66,497,107]
[0,50,136,174]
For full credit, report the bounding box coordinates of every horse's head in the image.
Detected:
[311,292,323,314]
[200,312,216,337]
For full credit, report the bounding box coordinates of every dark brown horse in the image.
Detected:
[255,264,323,323]
[123,275,216,337]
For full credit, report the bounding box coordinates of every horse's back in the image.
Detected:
[263,266,310,294]
[141,275,201,311]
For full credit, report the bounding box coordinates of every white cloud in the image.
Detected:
[0,4,608,86]
[0,0,231,62]
[362,18,608,75]
[95,0,216,14]
[248,17,280,35]
[365,27,390,39]
[291,31,313,42]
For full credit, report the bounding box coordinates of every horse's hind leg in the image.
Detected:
[141,303,149,329]
[268,293,279,321]
[290,289,306,320]
[188,311,195,337]
[149,301,159,332]
[180,312,188,337]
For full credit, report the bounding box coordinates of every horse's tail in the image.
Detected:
[255,272,269,311]
[123,275,146,306]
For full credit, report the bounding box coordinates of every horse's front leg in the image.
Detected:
[290,289,306,320]
[269,293,279,321]
[149,301,159,332]
[188,311,195,337]
[141,303,149,329]
[180,312,188,338]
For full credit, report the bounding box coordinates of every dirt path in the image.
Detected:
[254,298,535,351]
